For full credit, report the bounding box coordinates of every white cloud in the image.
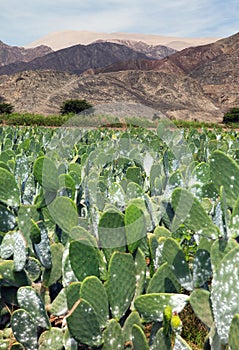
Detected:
[0,0,238,45]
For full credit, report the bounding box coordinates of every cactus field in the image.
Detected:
[1,122,239,349]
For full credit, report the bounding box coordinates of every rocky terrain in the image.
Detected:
[0,31,239,122]
[0,42,153,75]
[0,40,53,67]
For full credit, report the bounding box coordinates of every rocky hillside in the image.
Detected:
[93,39,176,59]
[0,40,53,67]
[0,70,221,122]
[0,42,152,75]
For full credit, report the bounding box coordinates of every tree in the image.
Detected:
[60,99,93,115]
[223,107,239,124]
[0,102,14,115]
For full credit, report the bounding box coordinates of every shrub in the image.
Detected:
[60,99,93,115]
[0,102,14,115]
[223,107,239,124]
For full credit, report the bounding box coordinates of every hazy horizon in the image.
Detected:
[0,0,238,46]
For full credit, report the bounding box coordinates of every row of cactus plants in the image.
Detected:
[1,124,239,349]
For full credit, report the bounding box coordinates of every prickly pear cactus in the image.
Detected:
[69,239,100,281]
[162,238,193,291]
[106,252,136,320]
[132,324,149,350]
[11,309,38,350]
[171,188,219,239]
[0,167,20,207]
[134,293,188,322]
[38,328,64,350]
[102,319,124,350]
[66,298,102,347]
[189,289,213,329]
[125,203,146,253]
[48,197,78,234]
[210,150,239,207]
[33,156,59,192]
[211,246,239,344]
[80,276,109,327]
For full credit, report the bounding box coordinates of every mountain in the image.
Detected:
[0,40,53,67]
[0,69,221,122]
[0,42,152,76]
[25,30,219,51]
[93,39,176,59]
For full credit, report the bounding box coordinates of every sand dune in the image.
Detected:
[25,30,219,51]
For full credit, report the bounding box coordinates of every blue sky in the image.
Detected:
[1,0,238,46]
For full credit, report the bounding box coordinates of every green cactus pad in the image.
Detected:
[229,314,239,350]
[98,210,126,262]
[66,282,81,310]
[43,243,64,287]
[102,319,124,350]
[122,311,142,343]
[0,168,20,207]
[67,299,102,347]
[126,166,143,186]
[33,221,52,269]
[33,156,59,192]
[48,197,78,234]
[24,257,42,282]
[0,260,29,287]
[162,238,193,291]
[62,245,78,287]
[59,173,76,199]
[70,226,98,247]
[80,276,109,327]
[134,248,146,299]
[17,286,50,329]
[190,289,214,329]
[211,246,239,344]
[151,328,172,350]
[50,288,68,316]
[17,205,40,247]
[0,205,16,233]
[11,309,38,350]
[132,324,149,350]
[39,328,64,350]
[210,238,238,273]
[229,196,239,238]
[134,293,188,322]
[171,188,219,239]
[106,252,136,320]
[147,262,181,294]
[126,182,145,200]
[192,248,212,288]
[125,204,146,253]
[69,240,100,281]
[210,150,239,207]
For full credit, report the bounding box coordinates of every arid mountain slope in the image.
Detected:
[0,42,152,76]
[0,70,221,122]
[93,39,176,59]
[0,41,53,67]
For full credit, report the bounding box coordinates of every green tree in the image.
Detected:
[60,99,93,115]
[223,107,239,124]
[0,102,14,115]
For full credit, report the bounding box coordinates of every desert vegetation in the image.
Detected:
[0,123,239,349]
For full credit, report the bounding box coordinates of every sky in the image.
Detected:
[1,0,238,46]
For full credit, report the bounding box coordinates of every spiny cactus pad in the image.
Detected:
[66,299,102,347]
[11,309,38,350]
[80,276,109,327]
[106,252,136,320]
[134,293,188,323]
[69,240,100,281]
[162,238,193,291]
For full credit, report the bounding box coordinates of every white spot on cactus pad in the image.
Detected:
[211,247,239,344]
